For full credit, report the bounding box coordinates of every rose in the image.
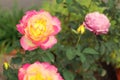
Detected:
[18,61,64,80]
[17,10,61,51]
[77,24,85,34]
[83,12,110,35]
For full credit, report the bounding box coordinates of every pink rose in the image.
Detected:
[17,10,61,51]
[18,61,64,80]
[83,12,110,35]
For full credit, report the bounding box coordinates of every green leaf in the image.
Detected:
[66,48,76,60]
[66,0,72,3]
[6,47,14,54]
[56,0,63,4]
[104,42,113,52]
[83,48,99,54]
[100,43,106,55]
[79,0,91,7]
[79,53,86,63]
[11,57,22,64]
[63,69,75,80]
[3,68,18,80]
[111,20,116,26]
[82,62,91,72]
[76,47,86,63]
[42,53,55,63]
[108,0,115,8]
[46,53,55,63]
[71,28,78,34]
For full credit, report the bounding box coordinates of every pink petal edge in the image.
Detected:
[18,63,30,80]
[16,24,25,34]
[52,17,61,35]
[40,36,57,50]
[20,36,38,51]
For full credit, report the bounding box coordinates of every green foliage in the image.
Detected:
[0,8,24,54]
[83,48,99,54]
[11,56,22,64]
[66,47,77,60]
[62,69,75,80]
[3,68,18,80]
[56,0,63,4]
[2,0,120,80]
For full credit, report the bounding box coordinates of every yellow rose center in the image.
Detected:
[25,67,52,80]
[27,73,43,80]
[25,67,44,80]
[26,18,47,41]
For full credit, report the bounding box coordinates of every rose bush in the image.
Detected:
[17,10,61,51]
[2,0,120,80]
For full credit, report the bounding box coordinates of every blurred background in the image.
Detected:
[0,0,49,9]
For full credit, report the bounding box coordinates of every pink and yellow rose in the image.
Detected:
[18,61,64,80]
[83,12,110,35]
[17,10,61,51]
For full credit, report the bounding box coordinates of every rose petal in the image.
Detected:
[17,10,38,34]
[40,36,57,50]
[84,12,110,35]
[20,36,38,51]
[18,63,30,80]
[32,37,49,47]
[52,17,61,35]
[22,10,37,23]
[41,62,58,72]
[16,24,25,34]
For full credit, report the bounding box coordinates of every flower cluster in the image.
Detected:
[16,10,110,80]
